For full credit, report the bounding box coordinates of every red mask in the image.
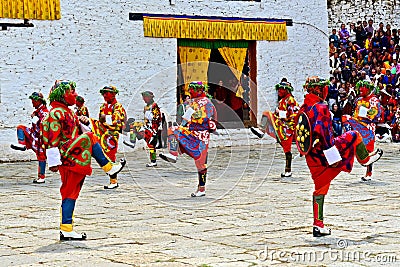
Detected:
[103,92,116,103]
[189,88,204,98]
[142,96,153,104]
[31,99,42,109]
[359,86,369,97]
[322,85,329,100]
[278,88,289,98]
[64,89,77,106]
[76,101,84,108]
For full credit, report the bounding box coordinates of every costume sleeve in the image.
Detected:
[108,103,126,132]
[98,103,104,120]
[367,97,381,122]
[84,106,89,117]
[41,109,63,149]
[151,103,161,131]
[286,96,299,123]
[209,101,217,131]
[188,98,215,131]
[311,104,334,149]
[46,147,62,167]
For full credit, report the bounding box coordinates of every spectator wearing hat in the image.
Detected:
[89,85,127,189]
[11,92,49,184]
[360,70,371,82]
[75,95,89,118]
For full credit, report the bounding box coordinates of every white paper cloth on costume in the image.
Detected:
[31,116,39,124]
[46,147,62,167]
[323,145,342,165]
[182,107,195,121]
[105,115,113,125]
[145,111,153,121]
[358,106,369,118]
[278,110,287,119]
[80,122,92,133]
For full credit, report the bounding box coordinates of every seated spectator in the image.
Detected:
[329,29,340,48]
[330,103,342,137]
[340,52,353,82]
[355,23,367,47]
[348,22,357,43]
[391,108,400,142]
[365,19,374,35]
[330,52,342,81]
[359,70,371,82]
[339,23,350,46]
[327,77,338,109]
[338,87,353,115]
[329,42,337,57]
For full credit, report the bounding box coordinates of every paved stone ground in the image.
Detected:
[0,141,399,266]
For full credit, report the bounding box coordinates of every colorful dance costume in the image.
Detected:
[90,86,126,189]
[41,80,126,240]
[159,81,217,197]
[298,77,383,237]
[250,82,299,177]
[11,92,48,183]
[140,91,161,167]
[125,92,162,166]
[342,81,381,181]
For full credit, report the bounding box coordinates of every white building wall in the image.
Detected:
[328,0,400,30]
[0,0,329,128]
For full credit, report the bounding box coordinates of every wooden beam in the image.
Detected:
[128,13,293,26]
[0,20,34,30]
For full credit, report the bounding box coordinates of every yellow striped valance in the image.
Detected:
[0,0,61,20]
[143,14,287,41]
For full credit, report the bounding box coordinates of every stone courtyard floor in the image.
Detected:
[0,142,399,266]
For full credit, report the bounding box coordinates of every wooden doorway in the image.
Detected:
[177,40,257,128]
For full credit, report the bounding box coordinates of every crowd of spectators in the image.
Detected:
[328,19,400,142]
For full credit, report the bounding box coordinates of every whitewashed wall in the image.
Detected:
[0,0,329,128]
[328,0,400,29]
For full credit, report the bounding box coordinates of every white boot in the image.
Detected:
[106,158,126,176]
[313,226,331,237]
[104,183,119,189]
[146,162,157,167]
[60,230,87,241]
[281,172,292,177]
[33,178,45,184]
[250,127,265,138]
[159,153,177,163]
[10,144,26,151]
[361,149,383,167]
[191,186,206,197]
